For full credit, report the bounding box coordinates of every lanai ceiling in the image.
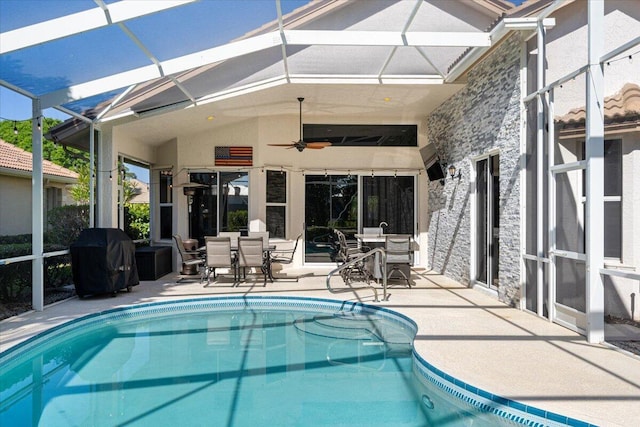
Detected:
[0,0,520,144]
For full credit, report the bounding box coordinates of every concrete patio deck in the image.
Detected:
[1,268,639,426]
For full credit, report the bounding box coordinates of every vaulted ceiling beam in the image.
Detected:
[40,29,491,109]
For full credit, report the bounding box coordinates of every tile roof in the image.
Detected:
[556,83,640,126]
[128,178,149,204]
[0,139,79,180]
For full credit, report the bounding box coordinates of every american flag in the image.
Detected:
[214,146,253,166]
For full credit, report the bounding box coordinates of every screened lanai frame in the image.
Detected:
[520,1,640,343]
[0,0,520,312]
[1,1,637,345]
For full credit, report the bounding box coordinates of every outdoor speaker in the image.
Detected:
[426,161,445,181]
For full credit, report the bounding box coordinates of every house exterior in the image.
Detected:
[1,0,638,341]
[0,139,78,235]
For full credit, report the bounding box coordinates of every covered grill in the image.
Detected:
[71,228,139,298]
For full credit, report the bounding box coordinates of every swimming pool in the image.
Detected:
[0,296,590,426]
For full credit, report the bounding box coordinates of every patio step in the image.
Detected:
[293,312,413,348]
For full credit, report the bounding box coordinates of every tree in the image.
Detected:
[69,163,92,204]
[69,162,139,204]
[0,118,88,171]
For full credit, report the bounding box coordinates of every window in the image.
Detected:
[44,187,62,232]
[603,140,622,259]
[576,139,622,259]
[186,171,249,243]
[266,170,287,238]
[159,169,173,239]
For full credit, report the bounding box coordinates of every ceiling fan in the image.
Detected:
[268,97,332,152]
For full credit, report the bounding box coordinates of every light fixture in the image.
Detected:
[36,117,41,130]
[13,121,18,135]
[448,164,461,181]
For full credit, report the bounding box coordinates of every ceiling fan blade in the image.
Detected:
[269,98,329,151]
[306,142,332,149]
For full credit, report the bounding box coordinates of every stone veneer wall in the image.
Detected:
[426,33,522,306]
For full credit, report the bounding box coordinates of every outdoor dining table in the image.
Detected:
[198,243,277,282]
[353,234,419,280]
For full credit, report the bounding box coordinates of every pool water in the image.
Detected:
[0,298,543,426]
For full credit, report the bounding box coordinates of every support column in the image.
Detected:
[535,21,546,318]
[89,123,95,227]
[31,99,44,311]
[96,127,117,227]
[585,0,605,343]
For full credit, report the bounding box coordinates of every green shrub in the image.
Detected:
[0,243,71,303]
[227,210,248,232]
[124,203,150,240]
[0,234,31,245]
[47,205,90,246]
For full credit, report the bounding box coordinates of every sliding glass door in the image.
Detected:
[304,174,416,263]
[304,175,357,263]
[188,172,248,245]
[362,176,415,234]
[474,155,499,289]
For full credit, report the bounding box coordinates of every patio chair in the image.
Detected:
[248,231,269,247]
[172,234,205,282]
[334,229,361,264]
[362,227,381,235]
[218,231,241,248]
[237,237,268,286]
[385,235,413,287]
[269,233,302,280]
[203,236,237,286]
[334,229,370,284]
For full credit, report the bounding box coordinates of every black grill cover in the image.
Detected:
[71,228,139,297]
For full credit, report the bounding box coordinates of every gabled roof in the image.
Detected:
[0,139,79,182]
[556,83,640,137]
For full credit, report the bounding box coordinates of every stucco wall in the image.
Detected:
[0,175,32,235]
[0,174,76,236]
[426,33,523,306]
[545,0,640,115]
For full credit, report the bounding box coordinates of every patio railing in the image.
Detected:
[326,247,388,302]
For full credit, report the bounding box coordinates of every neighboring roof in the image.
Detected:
[128,178,149,204]
[0,139,79,182]
[556,83,640,137]
[557,83,640,124]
